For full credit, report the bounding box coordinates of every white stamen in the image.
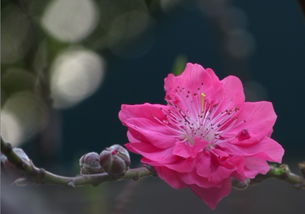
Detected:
[160,90,242,147]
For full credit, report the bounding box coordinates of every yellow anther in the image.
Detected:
[201,92,206,112]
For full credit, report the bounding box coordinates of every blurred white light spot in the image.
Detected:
[1,111,23,147]
[41,0,98,42]
[1,92,48,146]
[51,48,105,109]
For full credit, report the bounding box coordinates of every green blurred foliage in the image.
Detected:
[172,55,188,76]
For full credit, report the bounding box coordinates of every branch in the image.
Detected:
[1,140,305,189]
[250,163,305,189]
[1,140,154,187]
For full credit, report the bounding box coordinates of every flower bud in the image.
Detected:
[79,152,104,174]
[100,144,130,177]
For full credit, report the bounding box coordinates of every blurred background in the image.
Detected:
[1,0,305,213]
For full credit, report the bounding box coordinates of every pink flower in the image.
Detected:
[119,63,284,209]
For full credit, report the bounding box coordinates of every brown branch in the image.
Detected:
[1,140,154,187]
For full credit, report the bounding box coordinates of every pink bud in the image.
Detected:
[79,152,104,174]
[100,144,130,177]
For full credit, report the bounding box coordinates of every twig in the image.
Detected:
[1,140,305,189]
[251,163,305,189]
[1,140,154,187]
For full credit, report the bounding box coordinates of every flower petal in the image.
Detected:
[196,152,233,183]
[180,171,221,188]
[242,156,270,178]
[125,142,177,164]
[257,137,284,162]
[190,179,232,209]
[164,63,222,113]
[120,103,178,149]
[164,63,220,95]
[234,101,277,143]
[124,118,177,149]
[119,103,167,123]
[143,155,195,173]
[164,158,195,173]
[219,136,284,163]
[220,75,245,108]
[172,138,207,158]
[154,166,186,189]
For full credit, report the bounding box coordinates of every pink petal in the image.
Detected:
[220,75,245,109]
[164,63,220,95]
[255,137,284,162]
[119,103,167,123]
[164,63,222,111]
[172,143,190,158]
[143,156,195,173]
[196,152,233,183]
[125,142,177,164]
[126,131,141,143]
[242,156,270,178]
[180,171,221,188]
[120,103,178,149]
[219,136,284,163]
[195,152,212,177]
[172,138,207,158]
[234,101,277,143]
[190,179,232,209]
[154,166,186,189]
[124,118,177,149]
[164,158,195,173]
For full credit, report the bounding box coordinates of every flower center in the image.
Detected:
[163,89,243,146]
